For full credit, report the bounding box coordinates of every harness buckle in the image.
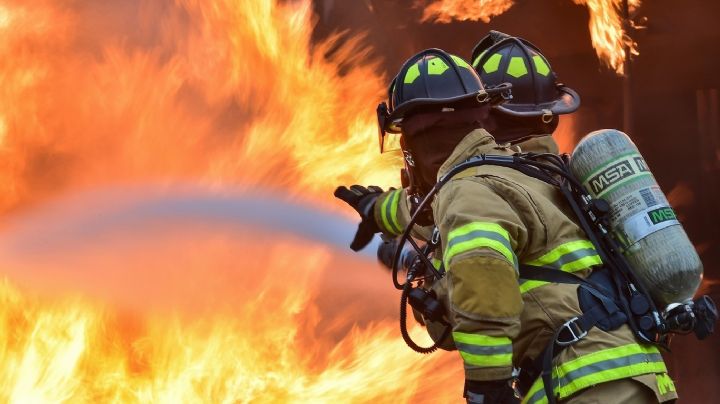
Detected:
[431,227,440,245]
[556,317,588,346]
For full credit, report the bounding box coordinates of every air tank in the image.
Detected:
[570,129,702,307]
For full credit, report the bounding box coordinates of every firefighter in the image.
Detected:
[335,34,678,404]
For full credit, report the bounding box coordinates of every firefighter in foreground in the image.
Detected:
[335,34,678,403]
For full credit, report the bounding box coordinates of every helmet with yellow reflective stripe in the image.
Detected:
[376,48,511,152]
[470,31,580,119]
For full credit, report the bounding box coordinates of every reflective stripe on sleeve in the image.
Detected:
[380,189,402,235]
[522,343,667,404]
[444,222,517,270]
[453,332,513,368]
[519,240,602,293]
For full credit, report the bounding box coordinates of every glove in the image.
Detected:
[464,379,519,404]
[334,185,384,251]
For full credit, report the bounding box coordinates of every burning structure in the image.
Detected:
[0,0,718,402]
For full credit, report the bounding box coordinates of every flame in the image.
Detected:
[553,115,578,154]
[419,0,515,23]
[0,0,401,215]
[419,0,641,74]
[0,0,471,401]
[572,0,641,74]
[0,227,462,402]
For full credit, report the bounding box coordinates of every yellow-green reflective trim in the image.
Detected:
[482,53,502,74]
[527,240,596,267]
[657,373,676,395]
[404,63,421,84]
[559,255,602,272]
[523,344,666,403]
[521,240,602,293]
[532,55,550,76]
[460,351,513,367]
[451,55,472,69]
[519,280,546,294]
[522,379,548,404]
[558,344,662,374]
[427,56,450,75]
[388,190,401,234]
[472,50,487,68]
[445,222,515,268]
[380,191,400,235]
[507,56,528,78]
[453,333,513,368]
[559,362,667,398]
[431,258,442,269]
[452,332,511,346]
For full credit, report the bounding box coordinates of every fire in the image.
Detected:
[0,231,461,402]
[419,0,515,23]
[419,0,641,74]
[0,0,400,215]
[0,0,469,401]
[0,191,463,402]
[553,115,578,154]
[572,0,641,74]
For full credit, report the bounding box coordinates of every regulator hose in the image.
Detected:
[399,282,451,354]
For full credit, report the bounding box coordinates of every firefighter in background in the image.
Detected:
[335,34,677,403]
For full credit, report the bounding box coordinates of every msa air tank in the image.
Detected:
[570,129,702,307]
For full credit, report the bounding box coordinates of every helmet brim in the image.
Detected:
[494,85,580,117]
[384,83,512,133]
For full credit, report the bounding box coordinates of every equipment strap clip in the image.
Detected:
[556,317,588,346]
[541,109,554,123]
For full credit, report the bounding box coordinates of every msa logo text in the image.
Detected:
[588,160,635,194]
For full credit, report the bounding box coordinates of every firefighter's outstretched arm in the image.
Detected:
[435,177,526,402]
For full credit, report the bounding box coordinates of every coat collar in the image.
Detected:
[436,129,559,178]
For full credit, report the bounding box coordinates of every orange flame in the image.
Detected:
[0,0,401,215]
[419,0,641,74]
[0,0,473,401]
[419,0,515,23]
[0,226,462,402]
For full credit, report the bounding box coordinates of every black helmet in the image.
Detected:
[470,31,580,120]
[377,48,510,152]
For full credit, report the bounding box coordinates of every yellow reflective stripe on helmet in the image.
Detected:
[404,63,421,84]
[522,344,666,403]
[520,240,602,293]
[450,54,472,69]
[380,190,402,235]
[532,55,550,76]
[507,56,528,78]
[482,53,502,74]
[453,332,512,368]
[427,56,450,75]
[472,50,488,68]
[444,222,516,269]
